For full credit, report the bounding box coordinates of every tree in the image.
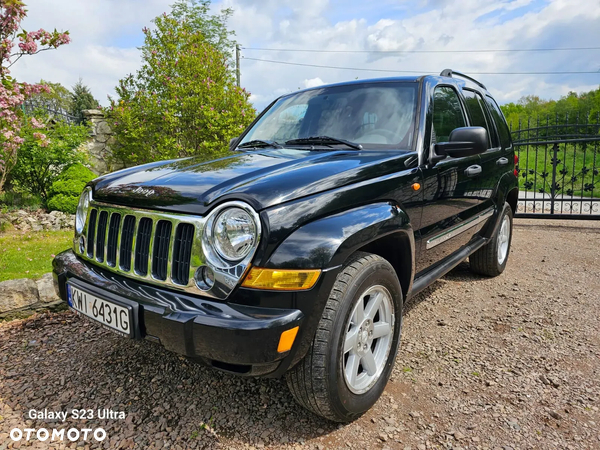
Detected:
[170,0,236,58]
[71,77,98,123]
[0,0,71,193]
[107,2,255,166]
[501,87,600,131]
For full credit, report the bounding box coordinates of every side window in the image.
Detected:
[432,86,466,143]
[462,89,492,147]
[485,96,512,149]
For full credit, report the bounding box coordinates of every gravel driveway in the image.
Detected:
[1,219,599,450]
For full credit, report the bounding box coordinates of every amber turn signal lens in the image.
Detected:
[411,183,421,191]
[242,267,321,291]
[278,326,299,353]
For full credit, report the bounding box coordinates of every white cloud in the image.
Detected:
[6,0,600,112]
[303,77,326,89]
[9,0,171,103]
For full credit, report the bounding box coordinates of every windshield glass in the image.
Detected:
[240,82,418,149]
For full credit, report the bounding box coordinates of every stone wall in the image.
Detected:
[0,210,74,232]
[82,109,123,175]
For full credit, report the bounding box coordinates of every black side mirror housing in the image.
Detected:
[434,126,488,159]
[229,136,239,151]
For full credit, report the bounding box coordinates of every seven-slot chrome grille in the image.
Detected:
[82,206,196,286]
[74,200,261,300]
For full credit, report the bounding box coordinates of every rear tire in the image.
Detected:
[470,203,513,277]
[286,252,403,422]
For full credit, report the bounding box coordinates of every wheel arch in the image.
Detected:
[355,233,413,300]
[481,173,519,239]
[506,186,518,215]
[265,202,415,299]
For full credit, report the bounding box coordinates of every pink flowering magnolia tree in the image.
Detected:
[0,0,70,193]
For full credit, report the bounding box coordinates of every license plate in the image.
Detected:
[67,284,132,336]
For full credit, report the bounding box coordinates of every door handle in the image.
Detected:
[496,157,509,165]
[464,165,482,177]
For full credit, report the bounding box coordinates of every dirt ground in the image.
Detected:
[1,219,599,450]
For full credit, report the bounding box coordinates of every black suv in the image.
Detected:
[53,69,518,422]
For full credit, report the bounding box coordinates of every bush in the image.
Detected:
[46,194,78,214]
[47,164,96,214]
[11,118,90,201]
[55,164,97,184]
[0,191,43,211]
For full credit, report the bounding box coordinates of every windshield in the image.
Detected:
[240,82,418,149]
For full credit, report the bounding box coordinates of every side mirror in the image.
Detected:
[229,136,239,151]
[434,126,488,159]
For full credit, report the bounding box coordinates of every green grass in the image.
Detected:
[0,230,72,281]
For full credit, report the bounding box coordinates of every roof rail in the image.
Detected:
[440,69,486,90]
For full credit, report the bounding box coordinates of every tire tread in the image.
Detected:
[286,252,387,421]
[470,204,513,277]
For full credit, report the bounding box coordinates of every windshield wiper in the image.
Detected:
[285,136,363,150]
[237,139,282,149]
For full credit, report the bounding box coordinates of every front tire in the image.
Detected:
[286,252,403,422]
[470,203,513,277]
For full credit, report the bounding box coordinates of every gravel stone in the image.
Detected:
[0,219,598,449]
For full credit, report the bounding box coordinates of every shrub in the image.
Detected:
[47,164,96,214]
[0,191,43,211]
[11,118,90,200]
[55,164,97,184]
[46,194,78,214]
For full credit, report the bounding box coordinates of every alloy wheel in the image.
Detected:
[342,285,395,394]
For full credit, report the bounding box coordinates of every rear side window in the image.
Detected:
[432,86,466,143]
[462,89,492,147]
[485,95,512,149]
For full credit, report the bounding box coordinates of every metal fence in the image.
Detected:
[21,98,79,124]
[512,112,600,219]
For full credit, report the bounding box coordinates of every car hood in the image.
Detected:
[91,148,414,215]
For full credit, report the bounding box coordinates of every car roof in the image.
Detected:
[284,73,490,98]
[289,76,422,96]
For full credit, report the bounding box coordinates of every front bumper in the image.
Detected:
[53,250,318,377]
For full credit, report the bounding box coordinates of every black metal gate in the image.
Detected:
[512,112,600,219]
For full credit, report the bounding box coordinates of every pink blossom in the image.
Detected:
[18,40,37,54]
[0,1,71,192]
[30,117,44,129]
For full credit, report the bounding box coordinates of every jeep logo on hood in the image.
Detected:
[132,187,156,197]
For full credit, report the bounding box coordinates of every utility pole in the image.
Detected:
[235,44,241,87]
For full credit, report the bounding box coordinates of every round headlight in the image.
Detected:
[75,187,91,235]
[212,207,257,262]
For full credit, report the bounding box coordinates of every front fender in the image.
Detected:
[265,202,413,270]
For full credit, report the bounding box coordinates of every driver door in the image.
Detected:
[416,86,486,275]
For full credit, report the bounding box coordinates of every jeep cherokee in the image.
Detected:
[53,69,519,422]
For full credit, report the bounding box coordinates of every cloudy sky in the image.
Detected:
[10,0,600,111]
